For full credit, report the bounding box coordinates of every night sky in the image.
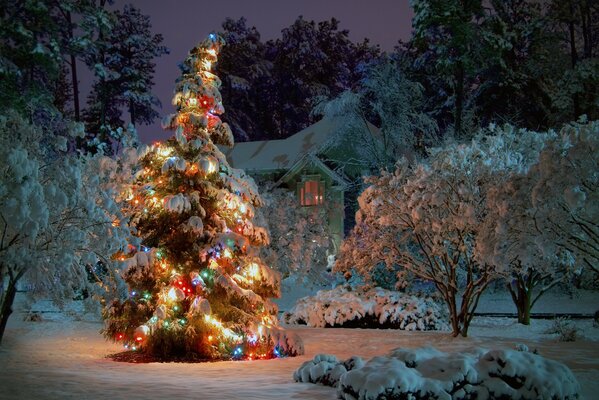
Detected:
[93,0,414,143]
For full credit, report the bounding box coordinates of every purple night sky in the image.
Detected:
[88,0,414,143]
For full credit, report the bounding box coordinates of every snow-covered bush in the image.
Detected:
[0,112,131,344]
[294,354,364,387]
[545,317,578,342]
[283,286,447,330]
[295,347,581,400]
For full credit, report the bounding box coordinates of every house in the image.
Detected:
[223,117,380,251]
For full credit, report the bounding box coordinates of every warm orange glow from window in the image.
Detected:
[300,180,324,206]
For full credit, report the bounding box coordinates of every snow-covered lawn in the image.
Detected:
[1,311,598,399]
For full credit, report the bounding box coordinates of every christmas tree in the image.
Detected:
[102,34,303,360]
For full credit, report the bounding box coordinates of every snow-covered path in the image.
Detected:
[1,315,598,399]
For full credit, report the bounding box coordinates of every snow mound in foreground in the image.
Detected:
[293,354,365,387]
[283,286,447,330]
[294,347,580,400]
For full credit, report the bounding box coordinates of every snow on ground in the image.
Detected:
[1,298,599,400]
[476,287,599,315]
[1,287,597,399]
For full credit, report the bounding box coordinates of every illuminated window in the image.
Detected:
[299,178,324,206]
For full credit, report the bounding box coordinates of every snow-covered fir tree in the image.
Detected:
[102,34,303,360]
[83,4,168,145]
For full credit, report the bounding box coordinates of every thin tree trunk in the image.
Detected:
[568,2,578,68]
[129,98,136,127]
[454,64,465,138]
[0,278,18,345]
[579,1,591,58]
[447,291,460,337]
[66,11,80,121]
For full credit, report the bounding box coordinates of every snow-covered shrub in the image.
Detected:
[294,347,580,400]
[294,354,365,387]
[545,317,578,342]
[283,286,448,330]
[0,112,132,344]
[338,347,580,400]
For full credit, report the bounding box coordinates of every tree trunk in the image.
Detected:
[446,291,461,337]
[568,2,578,68]
[0,278,18,345]
[70,54,80,121]
[454,63,465,138]
[67,11,80,121]
[517,287,532,325]
[460,316,470,338]
[579,1,592,58]
[508,275,532,326]
[129,98,136,127]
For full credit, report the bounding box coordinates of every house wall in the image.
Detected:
[249,165,346,254]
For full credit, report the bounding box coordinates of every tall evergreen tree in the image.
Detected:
[267,17,356,138]
[0,0,63,113]
[547,0,599,123]
[216,17,269,141]
[476,0,556,129]
[102,34,303,360]
[411,0,489,137]
[83,4,168,140]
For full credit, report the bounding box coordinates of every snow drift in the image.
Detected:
[294,346,580,400]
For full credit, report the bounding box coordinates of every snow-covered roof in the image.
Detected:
[223,118,353,171]
[276,153,349,189]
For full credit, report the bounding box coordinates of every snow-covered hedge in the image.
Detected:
[294,347,580,400]
[293,354,365,387]
[282,286,448,330]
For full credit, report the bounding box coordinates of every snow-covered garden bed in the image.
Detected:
[282,286,448,330]
[295,346,580,400]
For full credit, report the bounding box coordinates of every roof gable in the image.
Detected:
[276,153,349,189]
[223,118,344,171]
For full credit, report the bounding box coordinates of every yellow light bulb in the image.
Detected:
[157,147,172,157]
[248,263,259,278]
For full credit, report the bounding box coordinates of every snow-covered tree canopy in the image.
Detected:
[474,120,598,324]
[314,59,438,172]
[336,123,564,336]
[0,111,132,343]
[524,120,598,272]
